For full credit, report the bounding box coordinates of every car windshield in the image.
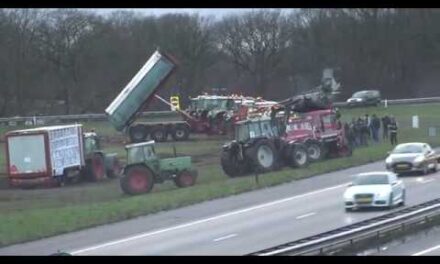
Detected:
[352,174,390,185]
[352,91,369,98]
[392,144,423,154]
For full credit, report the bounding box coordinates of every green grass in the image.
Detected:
[0,103,439,246]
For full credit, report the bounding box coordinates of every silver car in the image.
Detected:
[385,142,438,175]
[343,172,405,212]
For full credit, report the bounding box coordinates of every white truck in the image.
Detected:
[5,124,120,188]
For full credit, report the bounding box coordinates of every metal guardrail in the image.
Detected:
[1,96,440,127]
[249,198,440,256]
[333,96,440,107]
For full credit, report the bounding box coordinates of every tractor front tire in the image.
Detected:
[221,149,248,177]
[306,141,323,162]
[289,144,309,168]
[120,166,154,195]
[174,170,198,188]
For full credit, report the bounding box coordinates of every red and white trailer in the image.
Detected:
[5,124,85,188]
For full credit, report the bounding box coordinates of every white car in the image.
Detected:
[343,172,405,212]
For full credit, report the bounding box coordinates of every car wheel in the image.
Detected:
[388,193,394,209]
[422,165,429,175]
[401,190,406,206]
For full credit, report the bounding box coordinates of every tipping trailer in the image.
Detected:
[5,124,120,188]
[105,50,192,143]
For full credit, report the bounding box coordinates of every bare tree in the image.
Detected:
[217,10,291,97]
[36,9,95,114]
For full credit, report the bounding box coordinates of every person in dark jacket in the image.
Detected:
[388,117,398,145]
[382,115,390,139]
[371,114,381,143]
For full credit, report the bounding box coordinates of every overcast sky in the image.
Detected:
[89,8,291,19]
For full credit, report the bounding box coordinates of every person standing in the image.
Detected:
[371,114,381,143]
[388,117,398,145]
[365,114,371,139]
[382,115,390,140]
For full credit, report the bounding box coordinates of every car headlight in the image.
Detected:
[414,156,424,164]
[385,157,392,164]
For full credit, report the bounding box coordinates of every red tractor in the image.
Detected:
[184,95,266,136]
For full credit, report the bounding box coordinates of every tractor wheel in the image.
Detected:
[129,125,147,143]
[247,140,277,173]
[150,126,167,142]
[89,153,106,181]
[120,166,154,195]
[306,141,323,162]
[106,158,121,179]
[221,149,248,177]
[171,125,190,141]
[174,170,198,188]
[289,144,309,168]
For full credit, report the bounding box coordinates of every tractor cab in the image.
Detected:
[234,117,280,143]
[83,132,101,155]
[125,140,158,167]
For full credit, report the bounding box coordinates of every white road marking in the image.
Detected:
[412,244,440,256]
[70,182,349,254]
[213,234,237,242]
[416,177,424,182]
[295,212,316,220]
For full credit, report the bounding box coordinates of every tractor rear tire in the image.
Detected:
[88,153,106,181]
[221,149,248,177]
[171,125,190,141]
[174,170,198,188]
[129,125,148,143]
[120,166,154,195]
[289,144,309,168]
[247,139,277,173]
[306,141,323,162]
[150,126,167,142]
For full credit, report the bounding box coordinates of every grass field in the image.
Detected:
[0,103,439,246]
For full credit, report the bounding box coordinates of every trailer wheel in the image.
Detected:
[289,144,309,168]
[120,166,154,195]
[247,139,277,173]
[174,170,197,188]
[150,126,167,142]
[89,153,106,181]
[221,149,248,177]
[106,158,121,179]
[129,125,148,143]
[171,125,190,141]
[306,141,323,162]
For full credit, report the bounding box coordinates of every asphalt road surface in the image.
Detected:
[1,158,440,255]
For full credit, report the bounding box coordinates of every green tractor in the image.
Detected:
[120,140,198,195]
[82,132,121,182]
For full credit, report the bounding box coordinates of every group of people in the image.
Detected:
[345,114,399,148]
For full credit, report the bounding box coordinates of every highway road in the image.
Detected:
[1,158,440,255]
[358,224,440,256]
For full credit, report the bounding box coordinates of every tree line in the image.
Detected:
[0,8,440,116]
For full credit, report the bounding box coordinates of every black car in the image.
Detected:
[346,90,381,107]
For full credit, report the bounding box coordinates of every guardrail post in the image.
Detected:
[384,99,388,108]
